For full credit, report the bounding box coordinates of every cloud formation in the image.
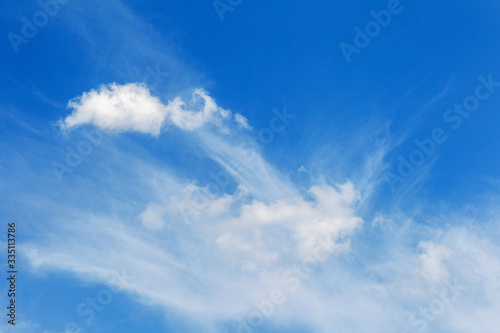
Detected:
[18,81,500,333]
[60,83,166,135]
[58,84,250,136]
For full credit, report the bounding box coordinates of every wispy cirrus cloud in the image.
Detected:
[17,81,500,332]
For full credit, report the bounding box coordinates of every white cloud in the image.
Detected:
[199,132,297,201]
[60,83,166,136]
[234,113,252,130]
[417,241,452,282]
[59,84,250,136]
[139,203,166,230]
[23,180,365,324]
[166,88,237,133]
[214,182,362,261]
[24,201,500,332]
[16,84,500,332]
[18,151,500,333]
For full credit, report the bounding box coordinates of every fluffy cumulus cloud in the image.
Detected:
[58,84,250,136]
[212,182,362,263]
[60,83,166,135]
[135,180,363,270]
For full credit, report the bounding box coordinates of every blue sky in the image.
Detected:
[1,0,500,332]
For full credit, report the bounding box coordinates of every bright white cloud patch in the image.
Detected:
[59,84,250,136]
[212,182,362,262]
[166,88,242,133]
[61,83,167,136]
